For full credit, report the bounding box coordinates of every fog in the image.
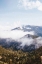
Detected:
[17,37,42,48]
[17,37,34,47]
[0,24,34,39]
[0,30,34,39]
[0,25,42,49]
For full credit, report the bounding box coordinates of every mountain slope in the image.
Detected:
[12,25,42,36]
[0,25,42,52]
[0,46,42,64]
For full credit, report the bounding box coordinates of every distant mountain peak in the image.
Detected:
[11,26,23,30]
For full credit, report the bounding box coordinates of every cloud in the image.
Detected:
[0,24,42,49]
[0,22,42,49]
[17,36,42,49]
[0,23,31,39]
[0,21,22,31]
[0,30,28,39]
[18,0,42,11]
[35,37,42,48]
[0,26,34,40]
[0,25,11,31]
[18,37,34,46]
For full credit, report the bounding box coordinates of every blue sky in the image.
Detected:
[0,0,42,26]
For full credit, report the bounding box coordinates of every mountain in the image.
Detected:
[0,35,42,52]
[0,25,42,52]
[11,25,42,36]
[21,34,39,39]
[24,25,42,36]
[11,27,22,30]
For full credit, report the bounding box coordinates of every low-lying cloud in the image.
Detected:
[0,30,28,39]
[18,37,42,48]
[0,24,34,39]
[0,25,42,49]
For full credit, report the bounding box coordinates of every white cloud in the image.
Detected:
[0,21,22,31]
[18,0,42,11]
[18,37,34,46]
[0,30,28,39]
[0,23,42,48]
[0,25,11,31]
[0,21,34,40]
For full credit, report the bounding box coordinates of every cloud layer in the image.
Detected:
[0,24,42,49]
[18,0,42,11]
[17,36,42,49]
[0,24,34,39]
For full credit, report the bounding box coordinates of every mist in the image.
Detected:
[0,24,34,39]
[0,30,33,39]
[17,37,42,48]
[0,25,42,49]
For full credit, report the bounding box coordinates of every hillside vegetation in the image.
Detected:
[0,46,42,64]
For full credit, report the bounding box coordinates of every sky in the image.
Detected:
[0,0,42,45]
[0,0,42,27]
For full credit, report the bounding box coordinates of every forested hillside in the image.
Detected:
[0,46,42,64]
